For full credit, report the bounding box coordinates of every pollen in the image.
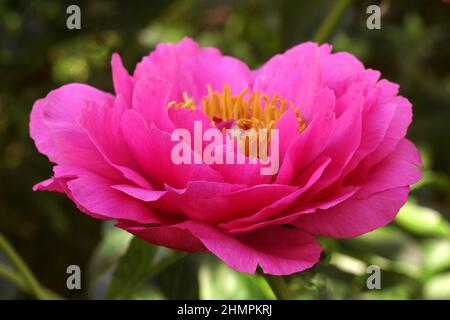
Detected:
[167,83,305,133]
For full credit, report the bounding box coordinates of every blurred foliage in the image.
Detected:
[0,0,449,299]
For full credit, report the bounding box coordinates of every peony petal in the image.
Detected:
[167,107,213,138]
[77,96,152,189]
[276,93,335,185]
[132,76,174,133]
[276,109,300,162]
[112,184,167,202]
[32,177,65,193]
[30,99,59,162]
[240,185,359,233]
[356,139,423,198]
[183,221,323,275]
[339,99,397,179]
[319,45,372,99]
[111,53,133,105]
[35,167,125,221]
[365,95,413,166]
[220,155,331,232]
[30,84,120,180]
[161,183,298,225]
[302,90,363,196]
[117,221,205,252]
[56,166,162,224]
[347,93,414,180]
[121,110,222,188]
[252,42,322,124]
[295,187,410,238]
[134,38,251,103]
[210,144,273,186]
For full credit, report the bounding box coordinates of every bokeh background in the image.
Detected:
[1,0,449,299]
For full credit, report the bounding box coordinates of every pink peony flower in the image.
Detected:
[30,38,422,275]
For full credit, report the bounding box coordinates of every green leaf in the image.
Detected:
[421,239,450,278]
[395,201,450,237]
[423,272,450,299]
[106,237,158,299]
[360,283,413,300]
[130,285,165,300]
[199,256,274,300]
[342,226,423,278]
[154,254,200,299]
[89,222,132,280]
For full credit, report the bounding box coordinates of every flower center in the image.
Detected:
[167,83,305,159]
[168,83,305,132]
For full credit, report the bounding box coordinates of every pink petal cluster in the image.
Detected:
[30,38,422,275]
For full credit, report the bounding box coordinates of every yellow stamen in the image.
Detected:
[167,83,306,157]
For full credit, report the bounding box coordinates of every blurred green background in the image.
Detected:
[0,0,449,299]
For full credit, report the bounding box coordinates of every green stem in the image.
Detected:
[149,251,188,279]
[0,262,62,299]
[0,262,25,289]
[261,273,292,300]
[313,0,353,43]
[0,232,63,300]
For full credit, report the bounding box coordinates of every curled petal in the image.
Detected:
[183,221,323,275]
